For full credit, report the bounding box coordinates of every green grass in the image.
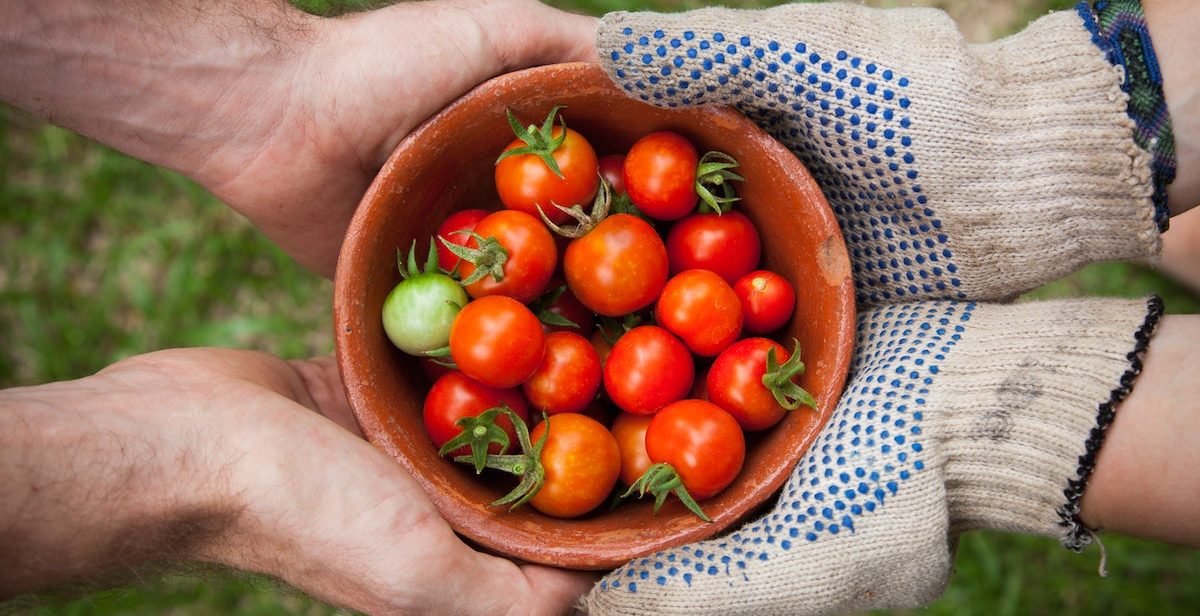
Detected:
[3,0,1197,614]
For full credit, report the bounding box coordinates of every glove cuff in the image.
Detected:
[1079,0,1176,231]
[934,296,1163,545]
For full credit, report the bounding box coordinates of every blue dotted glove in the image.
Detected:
[584,3,1168,615]
[585,297,1160,615]
[597,2,1160,307]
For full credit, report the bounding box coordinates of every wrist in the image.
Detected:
[0,364,240,596]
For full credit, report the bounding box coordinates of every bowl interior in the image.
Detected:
[334,63,854,569]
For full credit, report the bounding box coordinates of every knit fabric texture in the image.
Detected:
[1078,0,1176,231]
[597,4,1161,308]
[584,297,1160,616]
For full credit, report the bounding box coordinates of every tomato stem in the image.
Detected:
[438,230,510,286]
[495,106,569,179]
[695,151,745,215]
[454,409,549,511]
[622,462,711,522]
[537,177,613,239]
[763,338,818,411]
[438,405,514,474]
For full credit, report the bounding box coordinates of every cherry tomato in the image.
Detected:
[598,154,627,195]
[528,413,621,518]
[707,337,803,431]
[495,124,599,226]
[423,371,530,457]
[449,295,545,388]
[435,208,488,272]
[734,270,796,334]
[665,210,762,285]
[655,269,743,357]
[522,331,603,415]
[623,131,699,220]
[603,325,693,415]
[610,411,653,487]
[646,399,745,500]
[457,210,557,304]
[563,213,668,316]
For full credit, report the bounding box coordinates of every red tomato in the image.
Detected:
[435,208,488,272]
[522,331,603,415]
[610,412,653,487]
[707,337,801,431]
[423,371,530,457]
[655,269,743,357]
[563,213,668,316]
[734,270,796,334]
[645,399,745,500]
[623,131,699,220]
[457,210,557,304]
[495,125,599,226]
[598,154,627,195]
[665,210,762,284]
[450,296,545,388]
[603,325,693,415]
[528,413,621,518]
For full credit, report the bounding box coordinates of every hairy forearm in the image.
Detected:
[1080,314,1200,547]
[0,0,316,186]
[1145,0,1200,214]
[0,370,237,597]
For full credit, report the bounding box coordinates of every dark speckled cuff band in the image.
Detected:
[1077,0,1176,231]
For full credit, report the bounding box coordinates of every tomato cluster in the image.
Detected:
[382,107,816,521]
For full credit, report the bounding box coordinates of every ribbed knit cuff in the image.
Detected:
[1078,0,1176,231]
[934,297,1162,544]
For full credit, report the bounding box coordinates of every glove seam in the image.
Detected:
[1055,294,1164,551]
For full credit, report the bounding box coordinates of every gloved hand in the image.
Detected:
[583,2,1172,614]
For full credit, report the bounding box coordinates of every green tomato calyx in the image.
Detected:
[622,462,711,522]
[454,409,548,512]
[438,231,510,287]
[438,406,513,474]
[763,338,817,411]
[537,176,612,239]
[695,151,744,215]
[495,105,569,179]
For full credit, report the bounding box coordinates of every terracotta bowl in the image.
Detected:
[334,62,855,570]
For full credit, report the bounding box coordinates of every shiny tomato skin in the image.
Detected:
[528,413,621,518]
[646,399,745,500]
[603,325,693,415]
[458,210,557,304]
[522,331,603,415]
[495,126,599,225]
[449,296,545,389]
[707,337,792,431]
[563,213,668,317]
[435,208,488,272]
[655,269,743,357]
[610,411,653,487]
[423,371,530,457]
[666,211,762,285]
[623,131,699,220]
[734,270,797,334]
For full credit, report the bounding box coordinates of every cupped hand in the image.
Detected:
[195,0,599,277]
[106,348,595,616]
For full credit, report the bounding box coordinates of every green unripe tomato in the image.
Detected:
[381,272,468,355]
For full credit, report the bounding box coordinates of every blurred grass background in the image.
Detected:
[2,0,1196,614]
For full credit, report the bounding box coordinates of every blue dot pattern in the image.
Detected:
[607,26,965,306]
[597,301,975,594]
